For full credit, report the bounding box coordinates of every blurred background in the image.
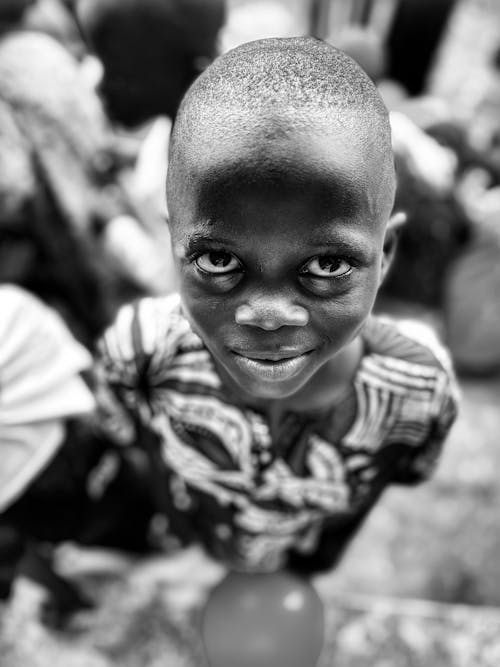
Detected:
[1,0,500,665]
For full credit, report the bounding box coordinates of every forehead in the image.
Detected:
[170,114,393,229]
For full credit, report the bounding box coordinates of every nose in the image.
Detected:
[235,297,309,330]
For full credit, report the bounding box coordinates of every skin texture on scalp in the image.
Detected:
[168,36,395,220]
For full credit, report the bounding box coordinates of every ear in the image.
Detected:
[380,211,406,284]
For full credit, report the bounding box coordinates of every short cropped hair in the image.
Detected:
[168,36,392,181]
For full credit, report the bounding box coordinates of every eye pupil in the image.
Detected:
[210,252,230,267]
[318,257,339,272]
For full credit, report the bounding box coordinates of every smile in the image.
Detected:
[230,349,314,382]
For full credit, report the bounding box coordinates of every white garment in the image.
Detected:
[0,285,95,511]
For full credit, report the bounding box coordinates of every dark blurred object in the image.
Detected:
[384,157,469,306]
[75,0,226,127]
[0,31,146,346]
[387,0,456,95]
[380,112,470,307]
[387,0,457,95]
[0,419,158,624]
[0,0,35,23]
[18,545,95,628]
[325,0,456,97]
[0,286,158,622]
[309,0,330,40]
[2,420,156,552]
[0,524,24,599]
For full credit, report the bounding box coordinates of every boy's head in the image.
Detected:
[167,37,399,401]
[76,0,226,127]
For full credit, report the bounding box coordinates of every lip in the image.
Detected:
[230,349,314,382]
[232,348,311,361]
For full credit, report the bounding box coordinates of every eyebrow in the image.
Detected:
[307,235,373,256]
[184,234,233,255]
[184,229,373,259]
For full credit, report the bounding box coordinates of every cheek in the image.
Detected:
[179,286,229,341]
[314,286,377,344]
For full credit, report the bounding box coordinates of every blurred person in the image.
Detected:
[0,285,158,623]
[379,109,470,308]
[0,30,174,612]
[93,38,459,579]
[73,0,226,277]
[0,0,35,26]
[0,28,174,347]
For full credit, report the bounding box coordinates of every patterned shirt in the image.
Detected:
[94,294,459,572]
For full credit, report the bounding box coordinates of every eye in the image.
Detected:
[195,251,241,274]
[301,256,352,278]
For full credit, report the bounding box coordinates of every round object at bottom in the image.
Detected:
[200,570,325,667]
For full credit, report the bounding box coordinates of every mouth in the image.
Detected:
[230,349,314,382]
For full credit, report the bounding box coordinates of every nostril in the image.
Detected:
[259,319,283,331]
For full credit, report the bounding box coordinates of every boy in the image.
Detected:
[95,37,458,574]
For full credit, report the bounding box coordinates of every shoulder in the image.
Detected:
[360,314,459,422]
[348,316,459,483]
[97,293,202,375]
[363,314,453,372]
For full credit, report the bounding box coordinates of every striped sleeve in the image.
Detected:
[392,352,460,485]
[93,294,189,444]
[363,316,460,485]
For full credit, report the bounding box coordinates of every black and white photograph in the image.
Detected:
[1,1,500,665]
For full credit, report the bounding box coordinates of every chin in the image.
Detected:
[244,381,300,400]
[230,368,313,401]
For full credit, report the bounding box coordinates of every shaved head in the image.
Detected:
[166,39,400,402]
[168,36,395,220]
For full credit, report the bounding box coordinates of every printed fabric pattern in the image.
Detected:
[95,295,458,572]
